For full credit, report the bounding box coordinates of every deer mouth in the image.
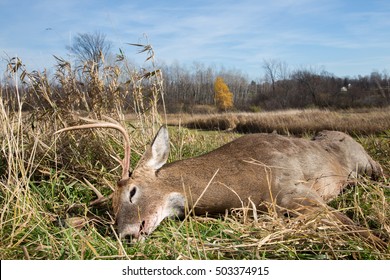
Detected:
[118,221,149,242]
[119,216,162,242]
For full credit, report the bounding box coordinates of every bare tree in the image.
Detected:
[291,66,331,106]
[262,59,288,94]
[67,31,112,69]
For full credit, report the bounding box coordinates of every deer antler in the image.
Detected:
[55,117,131,180]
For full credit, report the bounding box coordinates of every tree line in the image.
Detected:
[1,32,389,114]
[161,60,390,112]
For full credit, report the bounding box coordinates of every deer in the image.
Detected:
[56,118,386,247]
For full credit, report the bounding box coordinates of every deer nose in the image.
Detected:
[119,221,146,242]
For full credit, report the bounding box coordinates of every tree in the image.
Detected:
[214,76,234,111]
[262,59,289,94]
[291,67,329,106]
[67,31,112,69]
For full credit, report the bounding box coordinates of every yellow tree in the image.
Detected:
[214,76,233,111]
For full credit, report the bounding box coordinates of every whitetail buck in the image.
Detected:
[57,119,385,247]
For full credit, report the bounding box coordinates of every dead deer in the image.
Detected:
[57,119,386,247]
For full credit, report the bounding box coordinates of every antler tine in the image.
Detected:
[55,120,131,180]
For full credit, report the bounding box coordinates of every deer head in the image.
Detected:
[112,126,185,240]
[56,120,184,241]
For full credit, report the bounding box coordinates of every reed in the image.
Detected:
[0,48,389,259]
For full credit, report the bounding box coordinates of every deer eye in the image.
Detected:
[129,187,137,203]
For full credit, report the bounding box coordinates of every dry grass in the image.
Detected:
[176,108,390,135]
[1,49,389,259]
[1,102,389,259]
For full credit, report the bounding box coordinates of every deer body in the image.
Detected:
[113,128,382,240]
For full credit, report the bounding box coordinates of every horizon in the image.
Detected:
[1,0,390,80]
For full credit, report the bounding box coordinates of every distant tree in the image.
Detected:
[214,76,233,111]
[291,67,329,106]
[262,59,289,94]
[67,31,112,69]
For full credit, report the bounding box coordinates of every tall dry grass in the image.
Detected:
[0,44,167,259]
[0,46,389,259]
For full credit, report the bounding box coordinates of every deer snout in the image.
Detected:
[118,221,147,242]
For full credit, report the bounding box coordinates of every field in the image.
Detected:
[1,100,389,259]
[171,108,390,135]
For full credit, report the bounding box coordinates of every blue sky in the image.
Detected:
[1,0,390,80]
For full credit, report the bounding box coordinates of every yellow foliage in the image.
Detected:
[214,76,234,111]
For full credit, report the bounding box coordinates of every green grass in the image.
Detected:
[2,48,389,259]
[1,109,389,259]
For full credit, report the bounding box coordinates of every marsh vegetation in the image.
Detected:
[0,42,389,259]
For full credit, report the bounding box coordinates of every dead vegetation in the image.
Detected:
[175,108,390,135]
[0,45,389,259]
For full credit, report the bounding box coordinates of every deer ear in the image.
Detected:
[139,126,170,171]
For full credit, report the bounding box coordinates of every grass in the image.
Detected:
[1,104,389,259]
[0,48,389,259]
[175,108,390,135]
